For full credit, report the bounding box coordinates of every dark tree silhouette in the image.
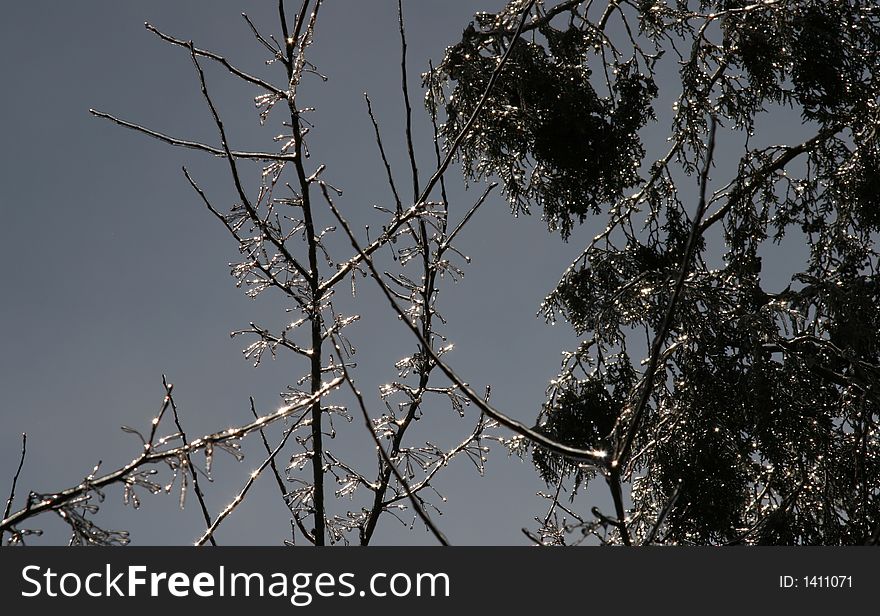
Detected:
[430,0,880,545]
[4,0,879,549]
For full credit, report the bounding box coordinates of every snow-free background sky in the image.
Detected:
[1,0,805,545]
[0,0,595,545]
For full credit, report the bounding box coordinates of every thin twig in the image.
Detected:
[397,0,421,201]
[377,417,489,510]
[195,412,309,546]
[415,0,538,211]
[522,527,544,544]
[320,183,607,465]
[252,400,316,546]
[0,377,341,533]
[331,335,450,546]
[289,0,313,62]
[364,93,404,214]
[241,13,282,57]
[164,376,216,546]
[3,434,27,524]
[615,117,718,469]
[426,60,449,225]
[440,183,498,252]
[248,397,315,545]
[278,0,291,51]
[181,167,310,308]
[643,485,681,545]
[598,0,620,30]
[185,48,314,289]
[606,466,632,545]
[89,110,296,161]
[699,124,844,233]
[319,0,538,296]
[145,23,284,95]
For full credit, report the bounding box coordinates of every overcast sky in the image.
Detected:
[1,0,614,545]
[1,1,809,546]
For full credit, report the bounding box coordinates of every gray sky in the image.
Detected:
[0,0,609,545]
[0,1,810,546]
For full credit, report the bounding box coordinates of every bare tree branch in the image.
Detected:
[331,334,450,546]
[164,375,216,546]
[0,377,341,534]
[319,183,608,465]
[614,117,719,470]
[414,0,538,212]
[2,434,27,525]
[195,410,309,546]
[89,110,297,162]
[364,93,405,214]
[145,22,285,95]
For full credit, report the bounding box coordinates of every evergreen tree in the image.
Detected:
[430,0,880,545]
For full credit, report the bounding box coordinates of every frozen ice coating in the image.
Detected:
[1,0,573,546]
[3,0,878,546]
